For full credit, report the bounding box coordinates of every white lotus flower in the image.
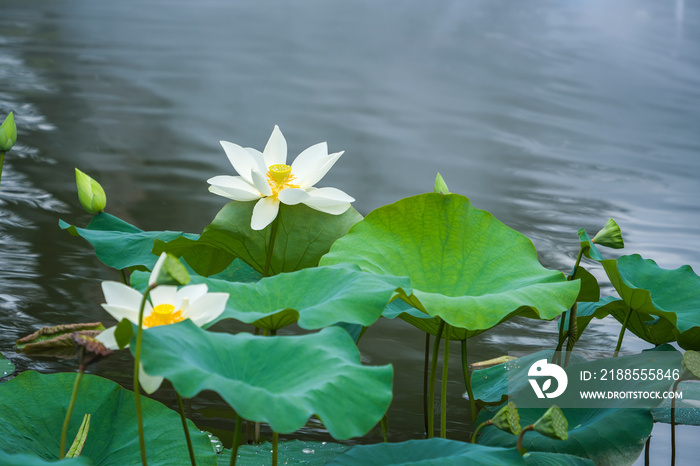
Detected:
[207,125,355,230]
[96,255,229,394]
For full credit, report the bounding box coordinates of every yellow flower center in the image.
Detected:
[143,303,185,328]
[266,164,299,199]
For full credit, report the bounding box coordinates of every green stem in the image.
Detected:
[380,414,389,442]
[461,340,477,422]
[470,420,490,444]
[272,432,278,466]
[441,324,450,439]
[423,332,430,436]
[230,415,243,466]
[59,366,85,459]
[613,307,634,357]
[564,302,578,367]
[0,151,5,188]
[671,378,681,466]
[262,216,280,277]
[427,320,445,438]
[645,435,650,466]
[133,283,156,466]
[177,393,197,466]
[516,425,534,455]
[121,269,129,286]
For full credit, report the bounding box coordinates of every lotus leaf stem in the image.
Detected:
[441,324,450,438]
[671,378,681,466]
[176,392,197,466]
[0,151,5,188]
[423,332,430,435]
[133,283,156,466]
[427,319,445,438]
[613,306,634,357]
[272,432,278,466]
[263,215,280,277]
[461,339,477,421]
[59,366,85,459]
[230,414,243,466]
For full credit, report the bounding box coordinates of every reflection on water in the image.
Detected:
[1,0,699,461]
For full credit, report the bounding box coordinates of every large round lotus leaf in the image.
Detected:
[157,201,363,277]
[131,264,406,331]
[600,254,700,349]
[136,321,393,439]
[217,441,350,465]
[59,213,196,271]
[195,265,406,331]
[0,451,92,465]
[326,439,525,465]
[475,348,681,465]
[321,193,579,335]
[0,371,216,465]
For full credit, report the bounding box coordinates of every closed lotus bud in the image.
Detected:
[0,111,17,152]
[533,405,568,441]
[491,401,521,435]
[75,168,107,214]
[592,218,624,249]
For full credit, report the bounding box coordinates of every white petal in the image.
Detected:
[251,196,280,230]
[150,285,177,307]
[96,326,120,350]
[263,125,287,167]
[298,151,344,189]
[278,187,310,205]
[220,141,266,184]
[176,284,209,306]
[207,175,262,201]
[290,142,328,187]
[102,281,143,312]
[302,187,354,215]
[100,304,142,324]
[149,252,168,286]
[188,292,230,327]
[139,363,164,394]
[250,169,273,197]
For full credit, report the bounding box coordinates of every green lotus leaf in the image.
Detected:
[471,351,586,407]
[0,451,92,465]
[0,371,216,465]
[652,380,700,426]
[59,212,197,271]
[600,254,700,349]
[522,451,594,465]
[571,266,599,302]
[577,229,604,261]
[321,193,580,336]
[326,439,526,465]
[683,351,700,379]
[1,353,14,380]
[157,201,363,277]
[217,441,350,465]
[132,264,406,331]
[475,347,681,465]
[136,321,393,439]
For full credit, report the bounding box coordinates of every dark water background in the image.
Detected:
[1,0,699,463]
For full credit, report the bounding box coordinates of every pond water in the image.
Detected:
[1,0,699,463]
